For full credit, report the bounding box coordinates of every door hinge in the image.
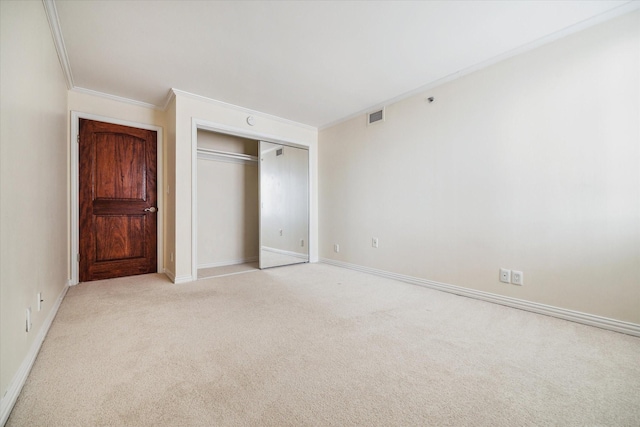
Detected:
[77,135,80,143]
[77,253,80,262]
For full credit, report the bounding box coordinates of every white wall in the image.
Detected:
[197,131,259,267]
[170,91,318,282]
[319,11,640,324]
[0,0,69,417]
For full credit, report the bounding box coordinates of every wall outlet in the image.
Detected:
[334,244,339,253]
[511,271,524,286]
[300,239,304,247]
[499,268,511,283]
[37,292,42,311]
[26,307,32,332]
[170,252,174,262]
[372,237,379,248]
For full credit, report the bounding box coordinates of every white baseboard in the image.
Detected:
[173,276,193,284]
[0,283,69,426]
[197,256,258,270]
[163,269,193,284]
[320,258,640,337]
[164,268,176,283]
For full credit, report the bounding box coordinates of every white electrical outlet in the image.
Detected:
[499,268,511,283]
[300,239,304,247]
[37,292,42,311]
[334,244,339,253]
[26,307,32,332]
[511,271,524,286]
[372,237,379,248]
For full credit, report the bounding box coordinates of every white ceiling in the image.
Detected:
[53,0,637,128]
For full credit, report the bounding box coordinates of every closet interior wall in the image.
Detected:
[197,130,259,269]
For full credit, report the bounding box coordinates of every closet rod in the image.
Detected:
[197,148,258,164]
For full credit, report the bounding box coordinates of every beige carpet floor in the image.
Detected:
[7,263,640,426]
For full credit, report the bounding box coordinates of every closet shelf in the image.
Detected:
[197,148,258,165]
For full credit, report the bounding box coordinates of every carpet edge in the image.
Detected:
[319,258,640,337]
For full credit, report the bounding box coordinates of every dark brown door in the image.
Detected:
[79,119,157,282]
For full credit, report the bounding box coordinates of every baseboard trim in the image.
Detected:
[164,269,176,283]
[197,257,258,270]
[0,283,69,426]
[163,269,193,284]
[320,258,640,337]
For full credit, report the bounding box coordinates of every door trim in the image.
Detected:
[70,111,164,285]
[191,118,311,281]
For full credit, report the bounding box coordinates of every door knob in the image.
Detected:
[144,207,158,213]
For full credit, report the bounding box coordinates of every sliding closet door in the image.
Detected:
[259,141,309,269]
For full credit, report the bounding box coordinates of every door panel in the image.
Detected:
[94,134,146,200]
[259,141,309,269]
[79,119,157,282]
[94,216,145,261]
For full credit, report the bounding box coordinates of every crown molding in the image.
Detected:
[42,0,74,89]
[171,88,317,132]
[45,0,636,131]
[70,87,163,111]
[318,1,640,130]
[161,89,177,110]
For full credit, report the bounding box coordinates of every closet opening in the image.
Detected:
[196,130,259,279]
[194,127,310,280]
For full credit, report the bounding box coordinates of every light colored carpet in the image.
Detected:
[7,263,640,426]
[198,262,259,279]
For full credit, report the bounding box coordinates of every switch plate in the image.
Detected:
[499,268,511,283]
[511,271,524,286]
[334,244,339,253]
[372,238,379,248]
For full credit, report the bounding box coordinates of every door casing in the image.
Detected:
[70,111,164,285]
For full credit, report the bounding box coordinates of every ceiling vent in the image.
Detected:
[367,108,385,126]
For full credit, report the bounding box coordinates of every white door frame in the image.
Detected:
[70,111,164,285]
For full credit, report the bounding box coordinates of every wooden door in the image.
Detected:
[79,119,157,282]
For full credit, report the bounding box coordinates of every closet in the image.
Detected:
[196,130,309,278]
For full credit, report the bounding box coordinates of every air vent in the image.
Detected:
[367,108,385,125]
[276,148,283,156]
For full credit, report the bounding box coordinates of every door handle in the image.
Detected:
[144,207,158,213]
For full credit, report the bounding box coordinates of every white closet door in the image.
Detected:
[259,141,309,269]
